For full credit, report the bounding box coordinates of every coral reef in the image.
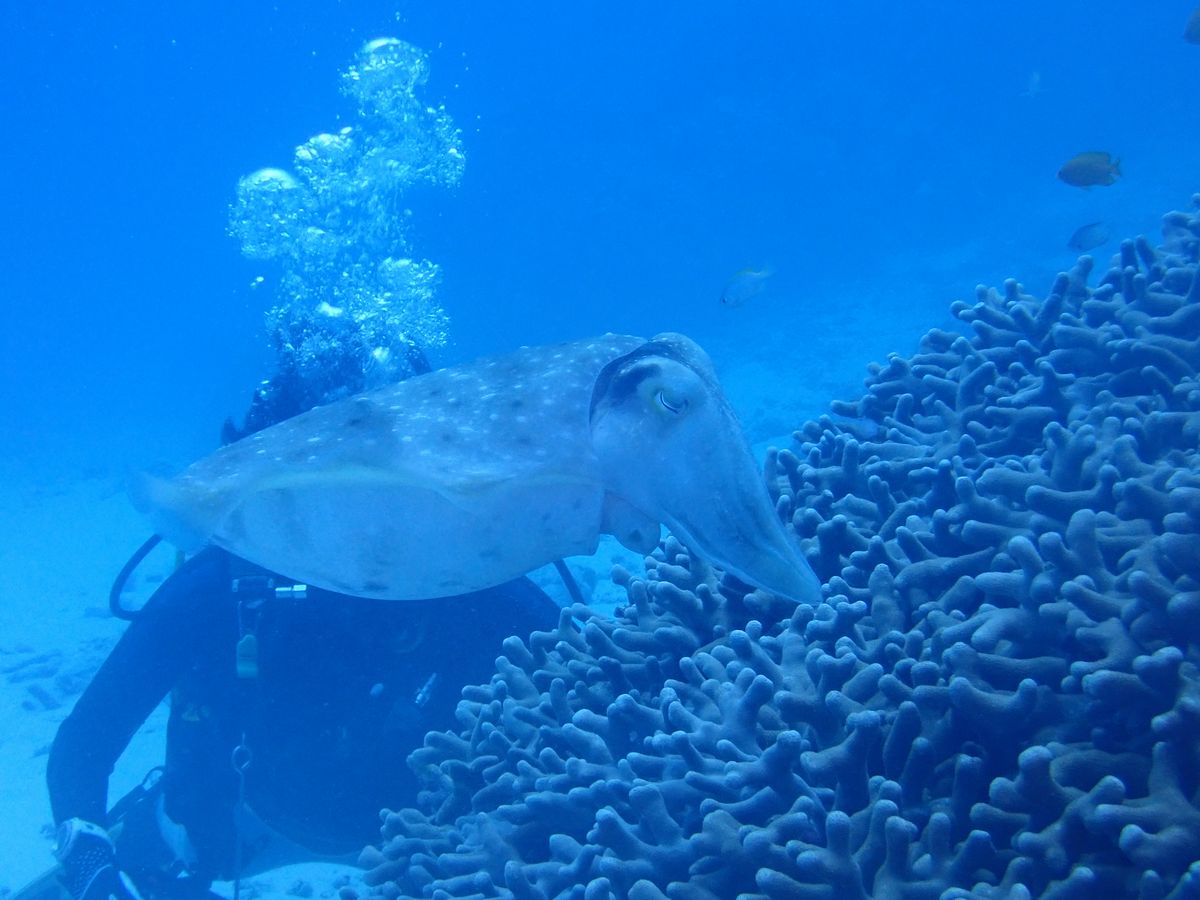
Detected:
[358,196,1200,898]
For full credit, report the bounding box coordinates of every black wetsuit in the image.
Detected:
[47,547,560,880]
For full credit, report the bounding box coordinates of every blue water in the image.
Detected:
[3,1,1198,472]
[3,3,1200,893]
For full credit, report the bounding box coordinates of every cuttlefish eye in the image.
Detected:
[656,389,687,414]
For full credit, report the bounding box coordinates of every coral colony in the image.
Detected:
[359,197,1200,899]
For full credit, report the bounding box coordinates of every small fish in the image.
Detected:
[720,266,773,307]
[1186,6,1200,44]
[1057,151,1121,188]
[414,673,438,707]
[1067,221,1110,253]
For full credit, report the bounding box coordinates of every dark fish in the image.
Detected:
[720,266,773,307]
[1057,151,1121,188]
[1186,6,1200,44]
[1067,221,1110,253]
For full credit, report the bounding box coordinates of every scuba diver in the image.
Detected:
[46,549,560,899]
[37,347,567,899]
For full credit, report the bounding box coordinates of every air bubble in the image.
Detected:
[228,37,463,412]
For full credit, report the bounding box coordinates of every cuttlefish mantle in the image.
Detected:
[134,333,823,605]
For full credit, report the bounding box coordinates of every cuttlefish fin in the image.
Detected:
[128,471,226,552]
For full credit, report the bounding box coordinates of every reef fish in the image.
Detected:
[135,333,823,605]
[720,267,773,307]
[1057,151,1121,188]
[1067,221,1110,253]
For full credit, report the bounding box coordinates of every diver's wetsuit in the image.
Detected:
[47,547,561,880]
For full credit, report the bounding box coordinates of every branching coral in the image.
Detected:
[358,195,1200,899]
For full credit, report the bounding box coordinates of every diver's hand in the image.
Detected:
[55,818,144,900]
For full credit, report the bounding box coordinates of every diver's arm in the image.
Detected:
[46,548,231,825]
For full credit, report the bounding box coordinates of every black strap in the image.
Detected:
[109,535,164,621]
[552,559,585,606]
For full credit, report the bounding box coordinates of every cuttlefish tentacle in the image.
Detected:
[136,333,822,604]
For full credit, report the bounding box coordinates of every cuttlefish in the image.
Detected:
[135,333,822,605]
